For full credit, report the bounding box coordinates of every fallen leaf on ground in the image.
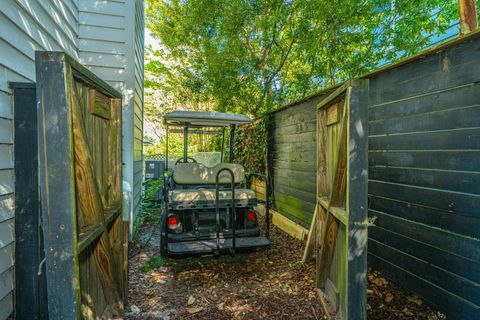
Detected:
[385,293,394,303]
[186,307,203,314]
[187,295,195,305]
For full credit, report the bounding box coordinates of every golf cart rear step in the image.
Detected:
[168,236,270,255]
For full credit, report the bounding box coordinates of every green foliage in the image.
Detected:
[234,115,270,174]
[145,0,459,117]
[140,255,164,273]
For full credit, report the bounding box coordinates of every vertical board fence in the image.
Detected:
[313,80,368,319]
[36,52,127,319]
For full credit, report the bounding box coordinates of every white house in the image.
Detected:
[0,1,144,318]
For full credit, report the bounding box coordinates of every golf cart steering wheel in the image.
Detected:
[175,157,197,165]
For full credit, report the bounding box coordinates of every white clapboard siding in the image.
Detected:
[0,293,13,320]
[79,0,144,224]
[0,194,14,223]
[0,268,13,302]
[132,0,144,217]
[0,0,79,314]
[0,1,143,317]
[0,244,13,275]
[0,145,13,170]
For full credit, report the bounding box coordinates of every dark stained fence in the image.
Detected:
[271,94,327,226]
[367,34,480,319]
[249,32,480,320]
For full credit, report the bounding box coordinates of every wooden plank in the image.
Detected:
[369,195,480,238]
[368,82,480,121]
[370,104,480,136]
[36,51,80,318]
[369,166,480,195]
[369,239,480,305]
[368,253,480,320]
[78,223,104,253]
[369,39,480,104]
[318,197,348,225]
[271,210,308,240]
[369,226,480,283]
[89,89,111,119]
[369,127,480,151]
[302,204,318,263]
[368,150,480,172]
[371,210,480,260]
[369,180,480,216]
[326,102,339,126]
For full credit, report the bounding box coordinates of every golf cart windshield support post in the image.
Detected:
[165,124,169,172]
[246,173,271,239]
[215,168,236,256]
[183,124,188,162]
[229,124,235,163]
[221,128,225,163]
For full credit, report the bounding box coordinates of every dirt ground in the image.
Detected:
[127,213,445,320]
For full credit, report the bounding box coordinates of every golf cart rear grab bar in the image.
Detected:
[215,168,236,256]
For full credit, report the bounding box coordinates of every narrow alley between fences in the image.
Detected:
[126,207,445,320]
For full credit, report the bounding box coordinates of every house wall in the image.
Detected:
[0,1,144,318]
[78,0,145,226]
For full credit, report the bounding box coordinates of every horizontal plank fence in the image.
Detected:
[235,31,480,319]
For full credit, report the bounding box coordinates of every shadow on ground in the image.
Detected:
[127,209,444,320]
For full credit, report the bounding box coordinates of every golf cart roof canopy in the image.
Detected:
[164,111,252,127]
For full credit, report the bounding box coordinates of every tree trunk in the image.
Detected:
[458,0,478,35]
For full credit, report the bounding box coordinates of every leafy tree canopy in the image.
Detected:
[145,0,459,119]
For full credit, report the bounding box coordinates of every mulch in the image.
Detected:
[127,215,445,320]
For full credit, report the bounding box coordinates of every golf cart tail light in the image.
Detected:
[247,211,256,222]
[168,216,178,227]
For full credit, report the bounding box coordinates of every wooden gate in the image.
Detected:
[36,52,127,319]
[311,80,369,319]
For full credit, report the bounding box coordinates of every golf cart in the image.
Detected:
[161,111,271,257]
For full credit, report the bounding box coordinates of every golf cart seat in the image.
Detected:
[173,163,245,184]
[169,163,257,209]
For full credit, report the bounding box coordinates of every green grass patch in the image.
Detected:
[140,255,163,273]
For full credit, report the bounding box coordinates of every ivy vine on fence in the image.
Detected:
[234,114,271,175]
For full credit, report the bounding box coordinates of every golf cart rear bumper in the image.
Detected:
[167,236,270,256]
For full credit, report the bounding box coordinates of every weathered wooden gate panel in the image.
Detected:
[314,80,368,320]
[367,35,480,319]
[36,52,126,319]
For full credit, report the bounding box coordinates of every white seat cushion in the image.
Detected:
[173,163,245,184]
[170,188,255,202]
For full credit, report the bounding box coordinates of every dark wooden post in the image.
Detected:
[11,83,49,319]
[458,0,478,35]
[36,52,81,318]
